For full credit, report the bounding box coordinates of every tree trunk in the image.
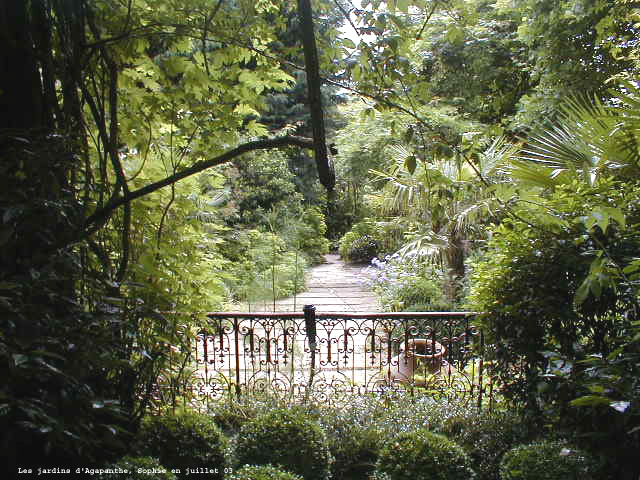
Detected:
[296,0,335,192]
[0,0,46,130]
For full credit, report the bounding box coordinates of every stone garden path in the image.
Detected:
[198,254,384,396]
[229,254,385,391]
[251,253,380,312]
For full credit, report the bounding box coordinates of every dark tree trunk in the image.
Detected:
[0,0,47,130]
[297,0,335,192]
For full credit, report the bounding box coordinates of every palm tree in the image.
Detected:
[510,81,640,188]
[369,137,516,303]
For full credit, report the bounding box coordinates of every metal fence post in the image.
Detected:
[303,304,317,394]
[303,304,317,350]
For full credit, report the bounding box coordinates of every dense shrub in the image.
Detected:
[298,206,331,264]
[235,408,332,480]
[320,393,468,480]
[225,152,305,227]
[375,429,475,480]
[318,391,467,443]
[223,229,307,304]
[339,219,403,263]
[214,392,472,480]
[136,411,228,479]
[322,415,382,480]
[210,392,475,480]
[439,410,531,480]
[340,231,379,262]
[499,440,598,480]
[228,465,303,480]
[209,392,291,434]
[469,180,640,403]
[95,456,177,480]
[468,180,640,477]
[366,255,450,311]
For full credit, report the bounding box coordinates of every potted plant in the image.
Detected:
[390,338,456,385]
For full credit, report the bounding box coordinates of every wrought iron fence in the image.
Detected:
[156,308,493,409]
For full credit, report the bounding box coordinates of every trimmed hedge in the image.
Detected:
[95,456,176,480]
[325,421,381,480]
[499,440,598,480]
[440,410,531,480]
[136,411,228,479]
[235,408,332,480]
[376,429,475,480]
[228,465,303,480]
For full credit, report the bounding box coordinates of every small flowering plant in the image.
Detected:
[364,254,450,312]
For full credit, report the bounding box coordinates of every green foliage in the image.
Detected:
[212,388,471,478]
[228,465,303,480]
[511,86,640,189]
[499,441,598,480]
[214,392,472,480]
[235,409,332,480]
[5,0,638,473]
[469,179,640,403]
[343,233,380,263]
[209,392,294,435]
[468,177,640,477]
[214,392,511,480]
[464,85,640,478]
[375,429,475,480]
[1,137,126,470]
[339,223,376,262]
[297,206,331,264]
[318,390,468,440]
[508,0,636,128]
[223,152,305,227]
[96,456,177,480]
[222,229,307,306]
[342,0,635,132]
[366,255,450,311]
[4,0,328,467]
[548,321,640,474]
[339,219,403,263]
[412,2,531,125]
[321,412,382,480]
[136,411,228,480]
[328,427,380,480]
[439,410,532,480]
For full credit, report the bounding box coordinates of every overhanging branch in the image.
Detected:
[84,135,314,235]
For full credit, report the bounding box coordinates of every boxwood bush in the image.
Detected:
[235,408,332,480]
[228,465,303,480]
[499,440,598,480]
[375,429,475,480]
[135,411,228,479]
[322,418,381,480]
[318,392,471,479]
[439,410,531,480]
[95,456,176,480]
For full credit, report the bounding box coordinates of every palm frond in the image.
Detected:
[611,81,640,166]
[509,159,566,189]
[396,232,449,266]
[515,93,630,187]
[478,136,519,179]
[454,200,494,234]
[387,143,413,165]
